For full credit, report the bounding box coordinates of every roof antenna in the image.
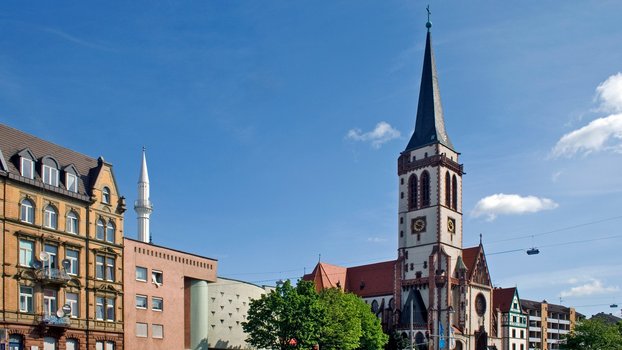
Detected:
[318,253,321,263]
[426,5,432,31]
[479,233,483,245]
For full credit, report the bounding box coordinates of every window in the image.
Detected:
[96,297,115,321]
[408,174,418,210]
[106,221,115,243]
[420,171,430,206]
[44,205,58,229]
[19,285,33,312]
[135,295,147,309]
[66,339,78,350]
[95,341,115,350]
[452,175,458,209]
[152,297,163,311]
[136,266,147,281]
[66,173,78,192]
[66,292,79,318]
[20,198,35,223]
[43,337,56,350]
[102,187,110,204]
[42,165,59,187]
[96,219,105,240]
[44,244,58,271]
[512,329,516,338]
[136,322,148,337]
[96,256,104,279]
[521,330,524,339]
[43,289,57,318]
[66,249,79,275]
[152,324,164,339]
[512,344,516,350]
[66,211,79,234]
[19,239,34,267]
[96,256,115,281]
[152,270,163,285]
[445,171,451,206]
[9,334,25,350]
[21,157,34,179]
[106,257,115,281]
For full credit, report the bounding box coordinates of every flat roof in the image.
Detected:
[124,236,218,262]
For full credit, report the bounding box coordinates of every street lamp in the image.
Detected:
[433,267,455,350]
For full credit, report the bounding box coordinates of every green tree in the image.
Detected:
[562,318,622,350]
[242,280,324,350]
[353,294,389,350]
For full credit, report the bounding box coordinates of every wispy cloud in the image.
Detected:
[471,193,558,221]
[346,122,400,149]
[552,73,622,158]
[366,237,388,243]
[560,279,619,298]
[42,27,115,52]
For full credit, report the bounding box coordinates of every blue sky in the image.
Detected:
[1,1,621,317]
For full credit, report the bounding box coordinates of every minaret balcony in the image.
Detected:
[134,199,153,210]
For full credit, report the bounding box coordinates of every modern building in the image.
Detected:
[0,123,126,350]
[207,277,274,350]
[123,150,218,350]
[492,288,528,350]
[305,19,507,350]
[520,299,577,350]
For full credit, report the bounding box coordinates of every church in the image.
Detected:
[304,18,502,350]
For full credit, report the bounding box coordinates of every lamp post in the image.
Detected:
[434,267,455,350]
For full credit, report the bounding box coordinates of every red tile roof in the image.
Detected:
[462,246,480,278]
[493,287,517,313]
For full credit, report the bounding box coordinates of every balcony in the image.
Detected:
[35,268,71,286]
[40,314,71,328]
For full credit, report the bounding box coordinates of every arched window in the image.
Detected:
[20,198,35,224]
[66,211,79,234]
[420,171,430,207]
[96,219,105,240]
[452,175,458,210]
[9,334,24,350]
[415,332,426,350]
[66,338,79,350]
[408,174,418,210]
[106,221,115,243]
[445,171,451,207]
[102,187,111,204]
[43,205,58,229]
[371,300,379,313]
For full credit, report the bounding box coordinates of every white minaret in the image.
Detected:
[135,148,153,243]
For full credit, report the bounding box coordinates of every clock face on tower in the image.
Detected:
[447,217,456,233]
[411,216,426,233]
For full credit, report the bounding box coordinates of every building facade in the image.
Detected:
[493,288,528,350]
[0,123,126,350]
[520,299,577,350]
[207,277,274,350]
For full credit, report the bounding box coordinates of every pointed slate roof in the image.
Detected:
[405,26,454,151]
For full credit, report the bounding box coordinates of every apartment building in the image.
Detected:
[520,299,577,350]
[0,123,126,350]
[493,288,528,350]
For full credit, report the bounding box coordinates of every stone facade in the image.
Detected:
[0,123,126,350]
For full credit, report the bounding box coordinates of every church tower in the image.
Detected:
[135,148,153,243]
[397,16,464,349]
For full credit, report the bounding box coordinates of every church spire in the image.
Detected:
[135,147,153,243]
[405,13,454,151]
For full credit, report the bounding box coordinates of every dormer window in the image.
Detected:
[21,157,34,179]
[41,157,60,187]
[102,187,111,204]
[66,173,78,192]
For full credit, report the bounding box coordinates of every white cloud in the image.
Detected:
[552,73,622,158]
[471,193,558,221]
[346,122,400,149]
[551,171,563,183]
[366,237,388,243]
[560,279,619,298]
[596,72,622,113]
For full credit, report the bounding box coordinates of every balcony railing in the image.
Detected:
[35,268,71,285]
[40,314,71,327]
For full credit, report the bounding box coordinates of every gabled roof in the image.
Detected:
[405,27,454,152]
[303,260,397,298]
[462,244,492,286]
[493,287,518,313]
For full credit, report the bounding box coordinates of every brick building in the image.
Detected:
[0,123,126,350]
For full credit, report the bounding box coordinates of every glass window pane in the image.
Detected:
[106,222,115,243]
[19,240,34,267]
[152,324,163,339]
[136,322,148,337]
[106,298,115,321]
[152,297,163,311]
[136,266,147,281]
[66,173,78,192]
[96,220,105,240]
[66,292,79,318]
[96,297,104,320]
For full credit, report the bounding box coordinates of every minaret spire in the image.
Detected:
[135,147,153,243]
[405,10,454,151]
